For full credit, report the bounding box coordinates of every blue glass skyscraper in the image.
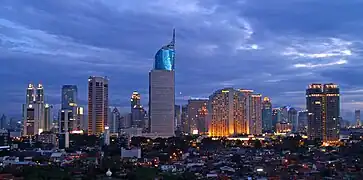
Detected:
[262,97,272,132]
[154,29,175,71]
[149,29,176,137]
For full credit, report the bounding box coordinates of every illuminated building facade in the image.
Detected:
[23,84,46,136]
[276,122,292,133]
[130,91,146,128]
[250,94,262,135]
[148,29,175,137]
[355,110,361,127]
[306,83,340,142]
[239,89,254,134]
[110,107,120,134]
[88,76,109,135]
[262,97,272,132]
[187,99,208,134]
[208,88,247,137]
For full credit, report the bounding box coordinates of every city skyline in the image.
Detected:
[1,0,363,119]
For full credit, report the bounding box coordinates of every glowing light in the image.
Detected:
[192,130,198,135]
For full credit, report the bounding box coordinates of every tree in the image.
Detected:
[254,140,262,149]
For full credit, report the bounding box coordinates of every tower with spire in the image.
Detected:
[148,29,176,137]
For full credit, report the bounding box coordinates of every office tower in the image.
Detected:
[131,91,141,109]
[298,110,308,132]
[187,99,209,134]
[44,104,52,131]
[208,88,247,137]
[131,91,146,128]
[104,126,110,146]
[250,94,262,135]
[23,84,46,136]
[181,105,188,133]
[148,29,176,137]
[306,83,340,142]
[262,97,272,132]
[0,114,7,129]
[280,106,289,123]
[110,107,120,134]
[61,85,78,110]
[272,108,281,132]
[88,76,109,135]
[77,107,85,131]
[174,105,181,130]
[59,110,72,148]
[288,108,298,132]
[355,110,361,127]
[61,85,79,130]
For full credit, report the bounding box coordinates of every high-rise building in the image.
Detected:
[298,110,308,132]
[88,76,109,135]
[148,29,176,137]
[44,104,52,132]
[306,83,340,142]
[110,107,120,134]
[77,106,85,131]
[280,106,289,123]
[174,105,181,130]
[59,109,72,148]
[239,89,253,134]
[250,94,262,135]
[0,114,7,130]
[181,105,188,133]
[208,88,247,137]
[288,108,298,132]
[355,110,361,127]
[262,97,272,132]
[272,108,281,131]
[61,85,78,110]
[23,83,46,136]
[187,99,208,134]
[61,85,79,131]
[131,91,141,109]
[131,91,146,128]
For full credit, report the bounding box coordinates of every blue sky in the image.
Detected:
[1,0,363,120]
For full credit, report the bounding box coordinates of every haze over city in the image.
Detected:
[1,0,363,120]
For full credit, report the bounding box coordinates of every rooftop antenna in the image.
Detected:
[169,28,176,48]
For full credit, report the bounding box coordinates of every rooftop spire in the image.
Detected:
[168,28,175,48]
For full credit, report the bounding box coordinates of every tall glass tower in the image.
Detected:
[148,29,176,137]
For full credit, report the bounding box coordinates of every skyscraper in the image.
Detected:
[174,105,181,130]
[187,99,208,134]
[208,88,247,137]
[181,105,188,133]
[131,91,146,128]
[88,76,109,135]
[61,85,80,131]
[250,94,262,135]
[148,29,175,137]
[306,83,340,142]
[288,108,298,132]
[23,83,46,136]
[272,108,281,131]
[239,89,253,134]
[298,110,308,132]
[110,107,120,134]
[262,97,272,132]
[355,110,361,127]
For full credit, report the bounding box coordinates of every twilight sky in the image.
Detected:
[1,0,363,119]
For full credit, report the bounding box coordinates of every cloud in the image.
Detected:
[1,0,363,121]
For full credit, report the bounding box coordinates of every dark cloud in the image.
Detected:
[1,0,363,121]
